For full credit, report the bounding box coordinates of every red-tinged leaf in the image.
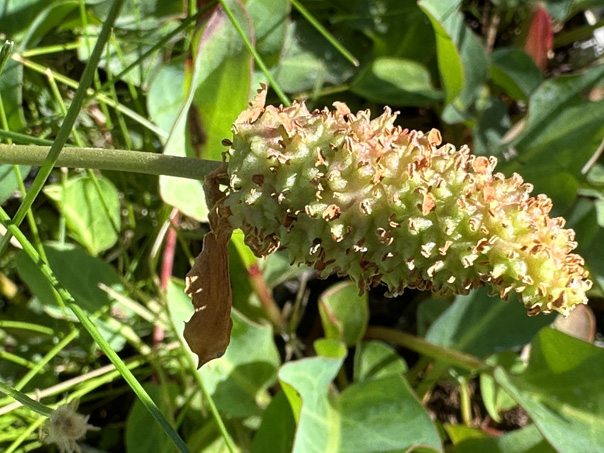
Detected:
[524,7,553,72]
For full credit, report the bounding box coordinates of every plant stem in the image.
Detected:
[365,326,489,372]
[0,144,221,180]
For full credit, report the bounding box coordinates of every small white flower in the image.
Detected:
[40,403,98,453]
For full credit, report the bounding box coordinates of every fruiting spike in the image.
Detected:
[216,85,591,316]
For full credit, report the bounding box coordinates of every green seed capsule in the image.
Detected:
[217,86,591,316]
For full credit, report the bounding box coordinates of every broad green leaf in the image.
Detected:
[495,328,604,452]
[416,297,452,337]
[490,48,542,100]
[426,288,553,358]
[353,340,408,382]
[262,250,309,288]
[92,0,181,28]
[166,278,193,341]
[314,338,348,359]
[273,21,355,94]
[454,424,554,453]
[480,352,524,422]
[0,165,29,203]
[318,281,368,346]
[21,0,79,48]
[251,391,296,453]
[0,59,25,130]
[247,0,289,63]
[279,347,442,452]
[444,424,487,444]
[351,57,442,106]
[418,0,464,104]
[543,0,573,20]
[472,96,511,157]
[126,383,178,453]
[502,64,604,176]
[15,243,127,351]
[349,0,435,62]
[159,0,251,221]
[0,0,48,37]
[191,53,251,161]
[147,58,186,134]
[199,310,280,418]
[44,175,121,255]
[338,375,441,452]
[228,234,266,324]
[279,354,343,452]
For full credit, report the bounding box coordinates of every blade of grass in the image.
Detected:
[0,0,127,256]
[0,144,221,179]
[98,3,217,92]
[0,207,190,453]
[0,383,53,417]
[12,55,167,139]
[0,130,54,145]
[217,0,291,106]
[291,0,359,67]
[0,321,55,336]
[0,40,14,75]
[14,329,80,392]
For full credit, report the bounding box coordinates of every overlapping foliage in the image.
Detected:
[1,0,603,452]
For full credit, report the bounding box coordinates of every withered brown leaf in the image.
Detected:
[184,162,234,368]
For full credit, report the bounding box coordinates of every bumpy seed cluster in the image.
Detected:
[218,86,591,316]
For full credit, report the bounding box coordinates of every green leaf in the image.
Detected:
[21,0,79,48]
[454,424,554,453]
[199,310,280,418]
[44,175,121,255]
[273,21,355,94]
[502,64,604,176]
[0,59,25,131]
[279,347,442,452]
[490,48,542,100]
[318,281,368,346]
[190,53,251,161]
[418,0,464,104]
[338,375,441,452]
[495,328,604,452]
[314,338,348,359]
[353,340,408,382]
[0,165,29,203]
[425,288,553,358]
[416,298,451,337]
[0,0,49,37]
[351,57,442,106]
[480,352,524,422]
[147,58,186,134]
[251,391,296,453]
[15,243,128,351]
[279,354,343,452]
[159,0,252,221]
[247,0,289,63]
[126,383,178,453]
[348,1,435,62]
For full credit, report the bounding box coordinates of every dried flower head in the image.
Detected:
[40,404,97,453]
[213,85,591,316]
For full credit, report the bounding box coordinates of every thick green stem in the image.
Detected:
[0,144,221,180]
[365,326,490,372]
